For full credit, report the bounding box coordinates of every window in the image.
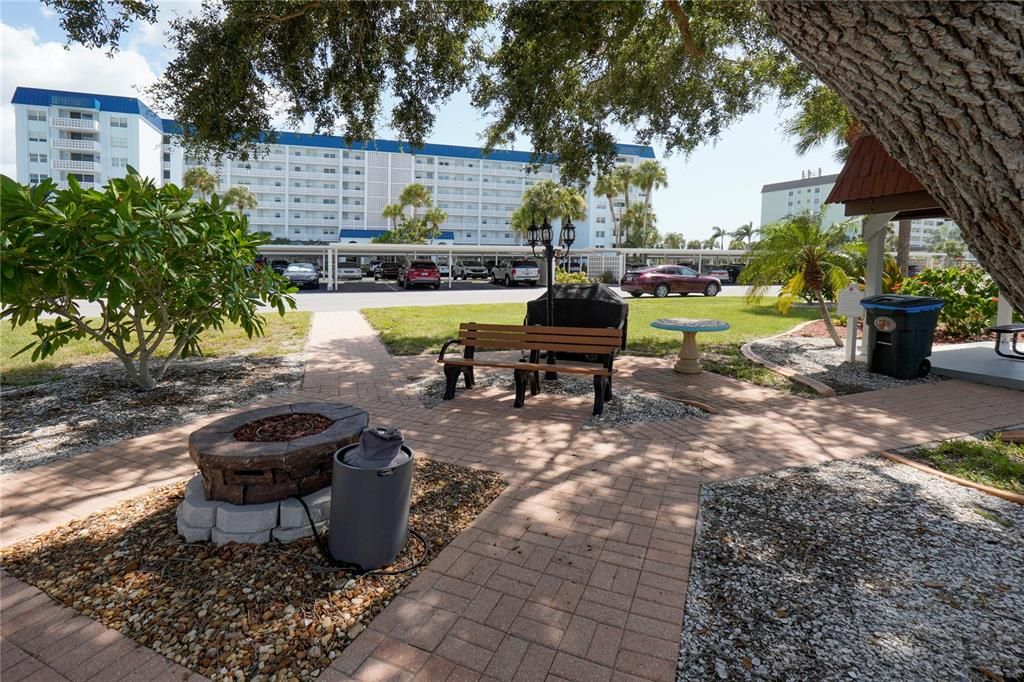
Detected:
[324,152,336,159]
[596,230,605,238]
[112,157,128,168]
[275,213,282,218]
[323,198,336,205]
[596,217,606,224]
[294,197,301,203]
[323,230,332,235]
[28,132,47,143]
[294,151,302,156]
[28,173,49,184]
[29,153,47,163]
[163,152,171,162]
[110,116,128,128]
[163,170,171,179]
[325,168,337,174]
[466,232,473,238]
[788,190,794,196]
[111,136,128,148]
[294,166,302,171]
[28,109,47,121]
[162,135,171,144]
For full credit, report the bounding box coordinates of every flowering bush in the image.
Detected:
[899,266,997,337]
[555,268,591,284]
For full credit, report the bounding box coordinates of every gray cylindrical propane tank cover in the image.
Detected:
[329,443,413,570]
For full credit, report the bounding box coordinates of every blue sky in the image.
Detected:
[1,1,842,241]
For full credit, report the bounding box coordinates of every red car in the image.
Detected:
[619,265,721,298]
[398,260,441,289]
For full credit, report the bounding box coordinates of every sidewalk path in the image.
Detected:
[3,310,1021,681]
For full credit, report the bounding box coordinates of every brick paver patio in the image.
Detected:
[3,310,1021,680]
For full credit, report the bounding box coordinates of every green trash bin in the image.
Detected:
[861,295,945,379]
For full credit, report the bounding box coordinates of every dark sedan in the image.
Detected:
[619,265,721,298]
[283,262,321,290]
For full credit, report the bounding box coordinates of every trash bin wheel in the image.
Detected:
[918,358,931,377]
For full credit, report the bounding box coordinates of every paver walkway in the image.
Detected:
[2,310,1022,681]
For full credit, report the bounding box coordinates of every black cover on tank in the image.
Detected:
[525,284,628,354]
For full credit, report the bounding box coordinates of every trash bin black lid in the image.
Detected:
[860,294,944,312]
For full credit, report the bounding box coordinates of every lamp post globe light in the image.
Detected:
[528,214,576,378]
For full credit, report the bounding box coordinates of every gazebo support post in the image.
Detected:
[861,212,897,361]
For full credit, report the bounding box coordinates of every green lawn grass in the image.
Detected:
[1,311,312,386]
[362,298,820,356]
[907,437,1024,495]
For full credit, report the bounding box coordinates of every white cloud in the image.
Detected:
[1,22,160,177]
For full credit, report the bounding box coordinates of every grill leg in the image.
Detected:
[513,369,528,408]
[593,376,607,416]
[443,365,461,400]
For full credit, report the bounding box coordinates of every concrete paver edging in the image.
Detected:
[739,319,838,397]
[879,451,1024,505]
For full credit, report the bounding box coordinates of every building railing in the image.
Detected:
[51,138,102,152]
[50,117,99,131]
[52,159,101,172]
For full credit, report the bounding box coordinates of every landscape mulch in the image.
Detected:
[0,458,505,681]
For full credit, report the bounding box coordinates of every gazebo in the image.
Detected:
[826,135,1019,388]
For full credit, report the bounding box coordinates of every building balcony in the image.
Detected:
[50,117,99,132]
[56,181,97,190]
[52,159,101,172]
[51,138,102,153]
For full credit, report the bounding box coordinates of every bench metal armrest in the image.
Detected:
[438,339,462,363]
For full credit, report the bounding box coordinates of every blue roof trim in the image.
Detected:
[339,228,456,240]
[13,87,656,161]
[12,87,165,133]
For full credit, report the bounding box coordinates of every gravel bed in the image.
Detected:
[0,458,505,681]
[678,457,1024,681]
[409,370,707,429]
[1,356,304,473]
[750,336,942,394]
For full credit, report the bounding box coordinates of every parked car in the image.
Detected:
[724,263,745,283]
[619,265,721,298]
[336,261,364,281]
[491,259,539,287]
[706,266,731,283]
[271,259,290,275]
[367,260,383,275]
[398,260,441,289]
[374,262,401,281]
[453,260,489,280]
[437,263,451,278]
[283,262,321,290]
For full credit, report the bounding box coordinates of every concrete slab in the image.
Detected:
[931,342,1024,391]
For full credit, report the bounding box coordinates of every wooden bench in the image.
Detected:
[437,323,623,415]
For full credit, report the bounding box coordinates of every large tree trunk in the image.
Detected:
[897,219,911,276]
[762,2,1024,312]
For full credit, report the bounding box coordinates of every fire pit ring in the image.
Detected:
[188,402,369,505]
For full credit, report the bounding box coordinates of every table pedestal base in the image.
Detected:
[673,331,702,374]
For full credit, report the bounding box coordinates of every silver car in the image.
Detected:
[336,262,364,281]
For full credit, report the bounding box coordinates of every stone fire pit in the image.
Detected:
[178,402,368,545]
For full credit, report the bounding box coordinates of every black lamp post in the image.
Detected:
[528,213,576,378]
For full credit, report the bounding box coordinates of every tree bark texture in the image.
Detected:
[763,1,1024,312]
[897,219,912,276]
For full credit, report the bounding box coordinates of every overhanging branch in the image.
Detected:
[662,0,702,60]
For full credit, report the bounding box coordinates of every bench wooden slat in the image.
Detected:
[459,339,620,354]
[460,323,622,338]
[439,358,611,376]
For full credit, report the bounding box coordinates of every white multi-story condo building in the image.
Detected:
[12,87,654,248]
[760,169,951,250]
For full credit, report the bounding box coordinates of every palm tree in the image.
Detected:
[613,164,635,212]
[594,173,623,247]
[633,160,667,239]
[182,166,217,199]
[423,207,448,243]
[662,232,684,249]
[399,183,432,220]
[222,186,258,215]
[701,236,718,250]
[732,222,755,247]
[710,226,727,249]
[382,203,404,230]
[743,212,859,347]
[686,239,703,249]
[515,180,586,236]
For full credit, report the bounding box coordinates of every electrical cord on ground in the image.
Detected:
[291,494,428,577]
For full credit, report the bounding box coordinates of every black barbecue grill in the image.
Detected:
[525,284,628,361]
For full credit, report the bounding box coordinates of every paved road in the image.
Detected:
[63,280,775,317]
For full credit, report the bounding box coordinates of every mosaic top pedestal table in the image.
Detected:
[650,318,731,374]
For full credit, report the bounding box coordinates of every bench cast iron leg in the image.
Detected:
[604,375,613,401]
[513,369,528,408]
[529,371,540,396]
[463,367,475,388]
[593,376,607,416]
[443,365,461,400]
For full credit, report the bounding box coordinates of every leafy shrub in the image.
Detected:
[1,173,295,389]
[597,270,617,285]
[898,266,997,337]
[555,268,591,284]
